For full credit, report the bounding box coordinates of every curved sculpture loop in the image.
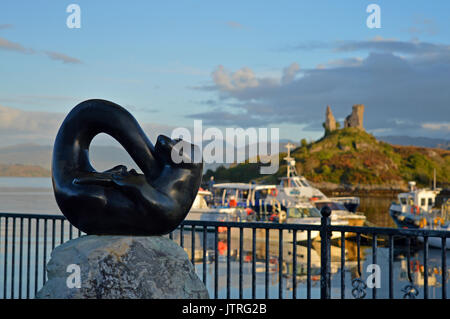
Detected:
[52,99,203,235]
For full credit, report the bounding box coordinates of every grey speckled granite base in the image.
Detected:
[36,235,209,299]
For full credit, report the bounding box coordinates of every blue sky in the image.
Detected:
[0,1,449,146]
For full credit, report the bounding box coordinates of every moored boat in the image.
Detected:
[263,143,366,225]
[389,181,442,229]
[417,199,450,249]
[187,188,244,222]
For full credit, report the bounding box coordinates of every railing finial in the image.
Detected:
[320,205,331,299]
[320,205,332,218]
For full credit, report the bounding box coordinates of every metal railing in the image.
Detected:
[0,209,448,299]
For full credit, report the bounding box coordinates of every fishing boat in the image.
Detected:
[314,200,366,227]
[417,199,450,249]
[212,183,353,241]
[211,183,253,208]
[263,143,366,225]
[389,174,450,249]
[389,181,442,229]
[211,183,289,223]
[284,204,349,240]
[186,188,244,222]
[187,184,282,223]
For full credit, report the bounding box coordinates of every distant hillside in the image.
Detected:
[0,144,139,172]
[205,128,450,191]
[0,144,53,170]
[0,164,50,177]
[377,135,450,150]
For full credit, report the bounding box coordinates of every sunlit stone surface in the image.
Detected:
[36,235,209,299]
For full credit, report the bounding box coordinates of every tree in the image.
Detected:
[321,165,331,175]
[301,138,308,148]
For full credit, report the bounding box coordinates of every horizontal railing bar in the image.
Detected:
[0,212,322,231]
[181,219,321,231]
[1,211,449,238]
[328,225,450,237]
[0,212,65,220]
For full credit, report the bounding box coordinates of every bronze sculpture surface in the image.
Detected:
[52,99,202,235]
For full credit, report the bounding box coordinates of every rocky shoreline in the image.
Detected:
[311,181,408,197]
[313,182,450,202]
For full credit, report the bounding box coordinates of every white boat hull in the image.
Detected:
[418,236,450,249]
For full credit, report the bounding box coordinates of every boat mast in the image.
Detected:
[433,168,436,190]
[284,143,296,179]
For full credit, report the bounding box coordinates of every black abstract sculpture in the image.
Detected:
[52,99,203,235]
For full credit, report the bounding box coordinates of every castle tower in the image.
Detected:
[344,104,364,130]
[324,105,336,132]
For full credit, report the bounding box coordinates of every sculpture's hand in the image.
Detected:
[73,166,133,187]
[154,135,202,169]
[111,169,146,189]
[109,136,202,203]
[103,165,128,174]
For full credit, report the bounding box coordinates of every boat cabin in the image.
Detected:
[212,183,253,207]
[396,182,440,214]
[277,175,326,201]
[191,189,212,209]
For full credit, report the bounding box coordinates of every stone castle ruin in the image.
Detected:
[344,104,364,130]
[325,105,336,131]
[324,104,365,133]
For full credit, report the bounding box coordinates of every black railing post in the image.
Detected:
[320,206,331,299]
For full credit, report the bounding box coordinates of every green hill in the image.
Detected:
[204,128,450,191]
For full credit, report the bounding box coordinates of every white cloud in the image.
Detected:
[0,95,81,107]
[422,122,450,132]
[0,32,82,64]
[326,57,363,68]
[44,51,82,64]
[0,105,65,145]
[281,63,300,84]
[226,21,245,29]
[212,65,261,91]
[0,36,34,54]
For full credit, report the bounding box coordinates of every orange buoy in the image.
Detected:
[245,208,254,215]
[217,241,227,255]
[218,226,227,233]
